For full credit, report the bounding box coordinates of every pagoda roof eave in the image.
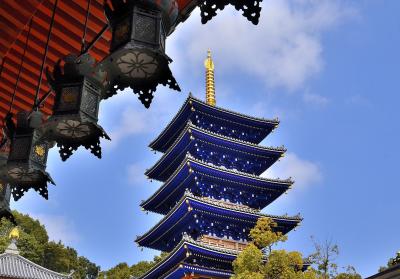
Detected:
[136,193,301,249]
[0,252,72,279]
[149,95,280,152]
[140,236,238,279]
[141,156,293,213]
[145,122,285,181]
[163,263,232,279]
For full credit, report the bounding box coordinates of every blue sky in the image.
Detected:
[13,1,400,277]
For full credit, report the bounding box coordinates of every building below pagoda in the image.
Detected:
[0,228,73,279]
[136,51,303,279]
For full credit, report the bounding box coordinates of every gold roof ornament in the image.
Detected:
[204,50,216,106]
[9,227,20,240]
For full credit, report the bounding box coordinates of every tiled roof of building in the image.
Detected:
[0,240,72,279]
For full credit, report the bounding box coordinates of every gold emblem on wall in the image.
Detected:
[34,145,46,157]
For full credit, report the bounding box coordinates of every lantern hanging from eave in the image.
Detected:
[0,183,14,223]
[198,0,262,25]
[100,0,181,108]
[3,111,54,201]
[0,130,14,223]
[43,54,110,161]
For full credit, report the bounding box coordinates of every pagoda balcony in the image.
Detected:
[198,235,249,252]
[141,156,293,214]
[140,235,237,279]
[136,193,301,252]
[146,123,285,182]
[149,95,279,153]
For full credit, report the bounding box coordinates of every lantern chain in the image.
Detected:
[81,0,92,54]
[9,18,33,114]
[34,23,109,111]
[33,0,58,108]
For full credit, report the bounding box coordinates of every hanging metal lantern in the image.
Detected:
[4,111,54,201]
[0,183,14,223]
[0,129,14,223]
[43,54,110,161]
[101,0,181,108]
[198,0,262,25]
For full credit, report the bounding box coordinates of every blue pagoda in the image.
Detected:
[136,51,302,279]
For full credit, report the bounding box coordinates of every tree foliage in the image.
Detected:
[250,217,287,254]
[98,252,169,278]
[0,211,99,279]
[232,217,361,279]
[309,237,339,278]
[378,251,400,272]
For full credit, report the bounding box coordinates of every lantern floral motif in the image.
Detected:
[3,111,54,201]
[44,54,110,161]
[198,0,262,25]
[101,0,181,108]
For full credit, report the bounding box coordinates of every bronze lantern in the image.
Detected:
[4,111,54,201]
[0,183,14,223]
[43,54,110,161]
[100,0,181,108]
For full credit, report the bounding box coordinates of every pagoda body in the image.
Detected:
[137,53,302,279]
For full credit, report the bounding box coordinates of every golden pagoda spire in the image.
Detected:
[204,49,216,106]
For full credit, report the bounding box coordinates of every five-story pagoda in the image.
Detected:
[136,51,302,279]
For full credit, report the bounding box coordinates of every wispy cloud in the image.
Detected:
[169,0,356,91]
[303,92,330,107]
[345,94,372,107]
[99,90,182,147]
[30,213,80,245]
[127,163,148,185]
[263,152,322,189]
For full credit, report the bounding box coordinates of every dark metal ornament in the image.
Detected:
[101,0,181,108]
[0,183,15,224]
[44,54,110,161]
[0,129,15,223]
[4,111,54,201]
[199,0,262,25]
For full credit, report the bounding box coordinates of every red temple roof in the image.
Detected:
[0,0,197,130]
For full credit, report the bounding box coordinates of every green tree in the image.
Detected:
[250,217,287,254]
[233,217,311,279]
[98,263,132,279]
[378,251,400,272]
[263,250,305,279]
[0,211,99,278]
[232,217,361,279]
[232,243,264,279]
[100,252,169,278]
[309,237,339,279]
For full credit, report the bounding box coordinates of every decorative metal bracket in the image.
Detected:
[199,0,262,25]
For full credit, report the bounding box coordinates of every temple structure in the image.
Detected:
[0,228,72,279]
[136,51,302,279]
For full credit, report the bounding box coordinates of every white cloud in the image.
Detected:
[169,0,356,91]
[127,163,147,185]
[30,213,80,245]
[303,92,330,106]
[345,94,372,107]
[99,90,181,147]
[263,152,322,188]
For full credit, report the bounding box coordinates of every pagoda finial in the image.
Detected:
[6,227,20,254]
[204,49,216,106]
[9,227,19,240]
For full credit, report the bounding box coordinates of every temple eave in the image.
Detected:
[136,193,301,251]
[141,156,293,214]
[149,96,280,153]
[146,123,285,182]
